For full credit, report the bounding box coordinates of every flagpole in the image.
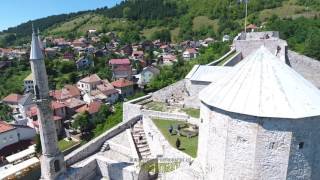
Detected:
[244,0,248,33]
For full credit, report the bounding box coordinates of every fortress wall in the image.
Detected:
[123,94,151,122]
[234,39,287,61]
[224,52,242,66]
[288,50,320,88]
[65,116,141,166]
[151,80,187,102]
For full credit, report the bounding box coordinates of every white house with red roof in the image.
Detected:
[183,48,199,60]
[2,93,23,107]
[0,121,36,151]
[77,74,102,93]
[108,58,132,80]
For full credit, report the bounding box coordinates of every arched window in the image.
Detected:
[54,160,60,172]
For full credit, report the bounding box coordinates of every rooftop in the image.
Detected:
[186,65,233,83]
[109,58,130,65]
[112,78,133,88]
[2,93,23,104]
[0,121,15,133]
[200,46,320,119]
[79,74,101,84]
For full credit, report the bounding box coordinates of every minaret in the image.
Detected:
[30,28,66,179]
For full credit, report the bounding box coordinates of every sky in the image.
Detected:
[0,0,122,31]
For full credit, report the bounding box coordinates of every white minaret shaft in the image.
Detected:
[30,29,65,180]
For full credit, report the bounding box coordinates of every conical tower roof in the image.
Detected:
[199,46,320,119]
[30,29,43,60]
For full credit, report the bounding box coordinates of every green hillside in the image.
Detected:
[0,0,319,58]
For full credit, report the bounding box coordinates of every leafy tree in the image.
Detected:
[151,29,171,42]
[0,104,13,121]
[92,104,111,125]
[72,111,92,133]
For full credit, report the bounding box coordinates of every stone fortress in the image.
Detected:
[33,31,320,180]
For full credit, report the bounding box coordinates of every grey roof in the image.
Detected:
[199,46,320,119]
[185,65,232,83]
[18,93,34,106]
[30,31,43,60]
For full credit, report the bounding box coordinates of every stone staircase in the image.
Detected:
[100,141,110,152]
[132,121,151,159]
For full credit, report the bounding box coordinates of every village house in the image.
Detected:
[72,37,87,48]
[63,52,74,60]
[183,48,199,60]
[0,121,36,155]
[136,66,160,88]
[246,24,258,32]
[44,47,57,57]
[77,74,102,93]
[2,93,23,108]
[51,85,81,102]
[13,93,34,126]
[76,56,94,70]
[160,45,171,53]
[111,78,134,98]
[75,101,102,116]
[131,51,144,61]
[223,34,231,42]
[83,79,119,104]
[63,98,86,117]
[23,73,34,93]
[26,101,66,135]
[161,54,177,65]
[108,58,132,80]
[120,45,133,56]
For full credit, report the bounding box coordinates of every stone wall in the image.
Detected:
[123,95,151,122]
[234,38,287,62]
[142,110,199,125]
[224,52,242,66]
[151,80,187,102]
[197,102,320,180]
[288,50,320,88]
[185,80,209,97]
[65,116,141,166]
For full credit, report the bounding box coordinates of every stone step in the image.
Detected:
[138,147,150,153]
[137,144,148,148]
[135,140,147,144]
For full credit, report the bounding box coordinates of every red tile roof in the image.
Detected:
[51,85,80,101]
[185,48,198,54]
[2,93,23,104]
[247,24,258,29]
[79,74,101,84]
[75,101,102,114]
[112,78,134,88]
[51,101,66,109]
[0,121,15,133]
[109,58,130,65]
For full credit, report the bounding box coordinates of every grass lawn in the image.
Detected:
[152,118,198,158]
[182,108,200,118]
[58,139,78,151]
[144,101,168,112]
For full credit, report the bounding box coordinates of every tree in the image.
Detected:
[0,104,13,121]
[151,29,171,42]
[92,104,111,125]
[176,138,181,149]
[72,111,91,133]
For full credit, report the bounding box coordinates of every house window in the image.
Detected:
[54,160,60,172]
[299,142,304,149]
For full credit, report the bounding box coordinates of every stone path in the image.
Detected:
[131,121,152,159]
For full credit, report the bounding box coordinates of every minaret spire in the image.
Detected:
[29,27,66,180]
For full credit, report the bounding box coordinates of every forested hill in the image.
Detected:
[0,0,319,59]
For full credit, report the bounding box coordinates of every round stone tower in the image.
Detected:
[197,46,320,179]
